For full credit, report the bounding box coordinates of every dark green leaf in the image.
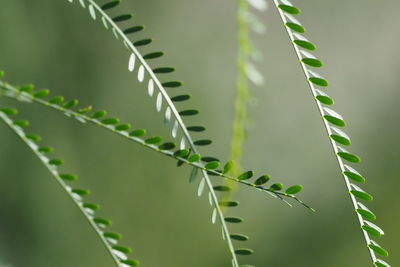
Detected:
[230,234,249,241]
[350,189,373,201]
[72,188,91,196]
[144,136,163,144]
[357,209,376,221]
[224,217,243,223]
[324,115,346,127]
[223,160,235,174]
[344,170,365,183]
[133,39,152,46]
[129,129,146,137]
[337,152,360,163]
[285,185,303,194]
[369,243,389,257]
[115,123,131,131]
[302,58,323,67]
[278,4,301,14]
[78,106,92,114]
[91,110,107,119]
[63,99,78,109]
[49,159,63,165]
[188,153,201,162]
[120,259,140,266]
[270,183,283,191]
[19,84,34,93]
[201,157,219,162]
[316,95,334,105]
[143,51,164,59]
[179,109,199,116]
[237,171,254,180]
[187,126,205,132]
[94,217,112,226]
[158,142,176,150]
[0,107,18,115]
[49,96,65,104]
[285,22,305,33]
[235,248,253,255]
[362,223,384,237]
[13,120,29,127]
[309,77,328,87]
[205,161,220,169]
[101,1,120,10]
[194,139,212,146]
[26,134,41,143]
[254,175,270,185]
[60,174,78,181]
[83,203,100,210]
[153,67,175,73]
[38,146,54,153]
[171,95,191,102]
[112,245,132,254]
[219,201,239,207]
[174,149,190,157]
[213,185,231,191]
[112,14,133,22]
[330,134,351,146]
[293,39,316,50]
[123,25,144,34]
[33,89,50,98]
[101,118,120,125]
[162,81,182,88]
[104,232,122,240]
[374,259,390,267]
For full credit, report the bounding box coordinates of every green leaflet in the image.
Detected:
[270,183,283,191]
[293,40,316,50]
[237,171,254,180]
[285,185,303,195]
[337,151,360,163]
[309,77,328,87]
[205,161,220,170]
[224,217,243,223]
[330,134,351,146]
[369,242,389,257]
[13,120,29,127]
[254,175,270,185]
[285,22,305,33]
[223,160,235,174]
[350,189,373,201]
[235,248,253,255]
[230,234,249,241]
[278,4,301,14]
[301,58,323,67]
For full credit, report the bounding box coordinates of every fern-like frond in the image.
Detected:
[0,71,312,266]
[68,1,259,265]
[272,0,390,266]
[0,78,311,209]
[0,107,140,267]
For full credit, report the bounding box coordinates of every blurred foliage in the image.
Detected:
[0,0,399,266]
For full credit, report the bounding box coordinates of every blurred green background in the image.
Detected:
[0,0,399,266]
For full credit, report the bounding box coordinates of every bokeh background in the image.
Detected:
[0,0,399,266]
